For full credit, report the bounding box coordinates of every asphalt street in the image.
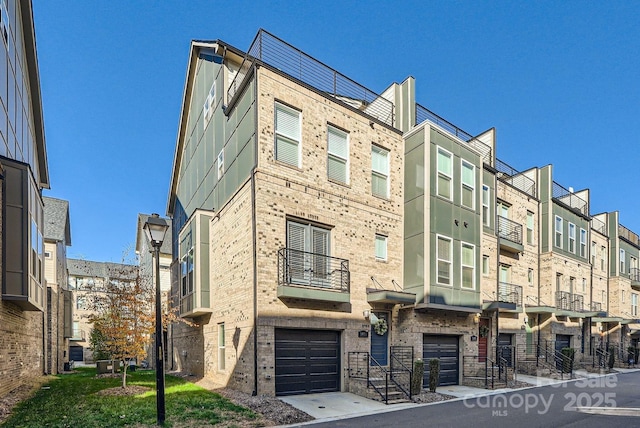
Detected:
[307,371,640,428]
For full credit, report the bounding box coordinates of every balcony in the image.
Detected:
[631,268,640,290]
[71,329,86,341]
[552,181,588,217]
[555,291,586,318]
[277,248,350,303]
[497,216,524,253]
[619,224,640,247]
[483,282,522,313]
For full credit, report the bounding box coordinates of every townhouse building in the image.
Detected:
[66,259,138,363]
[43,196,73,374]
[166,29,640,399]
[0,0,51,397]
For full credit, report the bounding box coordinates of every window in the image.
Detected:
[528,269,534,287]
[482,255,489,276]
[218,323,225,371]
[570,277,575,293]
[461,160,475,209]
[327,126,349,184]
[582,278,587,293]
[203,81,215,128]
[76,296,87,310]
[568,223,576,253]
[555,216,563,249]
[180,248,194,297]
[556,273,563,291]
[591,241,597,265]
[526,211,534,245]
[461,243,475,289]
[371,145,389,198]
[580,229,587,258]
[497,201,510,219]
[631,256,638,274]
[375,234,387,261]
[217,149,224,179]
[601,246,606,271]
[45,251,51,259]
[632,294,638,317]
[436,147,452,200]
[621,249,626,274]
[482,185,490,227]
[275,103,301,167]
[436,236,452,285]
[287,220,330,284]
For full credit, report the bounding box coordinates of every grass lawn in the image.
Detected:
[1,368,260,428]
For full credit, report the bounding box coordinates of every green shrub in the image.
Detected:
[411,359,424,395]
[429,358,440,393]
[561,347,575,373]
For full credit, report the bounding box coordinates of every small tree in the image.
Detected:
[429,359,440,392]
[411,359,424,395]
[89,326,111,362]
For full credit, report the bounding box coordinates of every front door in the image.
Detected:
[370,312,389,365]
[479,318,489,362]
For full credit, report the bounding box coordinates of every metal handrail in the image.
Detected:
[619,224,640,247]
[228,29,394,126]
[555,291,572,311]
[552,181,588,216]
[497,215,523,245]
[591,217,606,235]
[415,103,492,164]
[630,268,640,282]
[498,282,523,307]
[495,158,536,198]
[278,248,350,292]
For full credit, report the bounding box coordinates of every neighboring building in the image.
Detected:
[135,213,172,366]
[66,259,138,363]
[165,29,640,399]
[43,196,73,374]
[0,0,51,397]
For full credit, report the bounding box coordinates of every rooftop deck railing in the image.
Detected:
[495,158,536,198]
[415,103,492,164]
[552,181,588,216]
[619,224,640,247]
[591,217,606,235]
[228,29,394,126]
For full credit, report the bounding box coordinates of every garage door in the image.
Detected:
[69,346,84,362]
[423,335,459,386]
[275,329,340,396]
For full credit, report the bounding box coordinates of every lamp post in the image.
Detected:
[143,213,169,426]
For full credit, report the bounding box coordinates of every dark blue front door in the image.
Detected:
[371,312,389,365]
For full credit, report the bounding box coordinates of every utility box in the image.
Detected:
[96,360,117,374]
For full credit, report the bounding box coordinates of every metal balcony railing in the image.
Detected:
[495,158,536,198]
[71,329,85,341]
[415,103,492,164]
[619,224,640,247]
[591,217,606,235]
[497,215,523,245]
[278,248,350,292]
[556,291,572,311]
[498,282,523,307]
[552,181,588,216]
[630,268,640,282]
[591,301,602,312]
[228,29,394,126]
[572,294,584,312]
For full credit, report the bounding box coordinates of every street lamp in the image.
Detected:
[143,213,169,425]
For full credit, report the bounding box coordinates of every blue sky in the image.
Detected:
[33,1,640,262]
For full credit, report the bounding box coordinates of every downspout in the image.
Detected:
[494,173,500,351]
[251,63,259,396]
[606,234,611,348]
[537,189,542,349]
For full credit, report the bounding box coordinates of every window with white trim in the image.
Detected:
[203,81,215,129]
[461,160,475,209]
[482,255,489,276]
[526,211,534,244]
[275,103,301,167]
[632,293,638,317]
[555,216,563,249]
[621,249,626,274]
[436,235,452,285]
[287,220,331,284]
[582,278,587,293]
[580,228,587,258]
[568,223,576,253]
[218,323,225,371]
[375,234,387,261]
[217,149,224,179]
[591,241,597,265]
[556,273,563,291]
[436,147,452,200]
[461,242,475,289]
[327,126,349,184]
[371,145,389,198]
[601,246,606,271]
[482,185,490,227]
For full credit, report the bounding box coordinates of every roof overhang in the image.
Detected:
[414,302,480,314]
[367,289,416,304]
